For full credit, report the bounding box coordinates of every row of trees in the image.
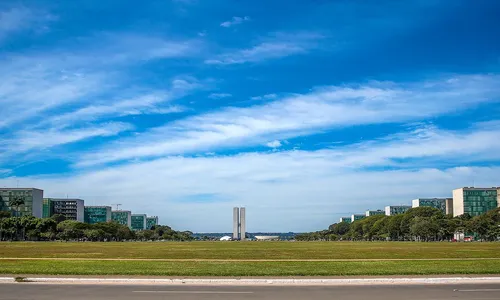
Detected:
[296,207,500,242]
[0,212,194,242]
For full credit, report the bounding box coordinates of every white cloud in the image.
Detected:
[1,122,133,154]
[0,30,206,166]
[0,32,203,129]
[0,6,55,41]
[323,124,500,168]
[0,169,11,175]
[220,16,250,28]
[76,74,500,167]
[209,93,232,99]
[42,79,198,129]
[266,140,282,148]
[205,32,323,65]
[2,147,499,231]
[92,33,202,63]
[251,93,278,101]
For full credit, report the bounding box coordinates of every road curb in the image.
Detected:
[1,277,500,285]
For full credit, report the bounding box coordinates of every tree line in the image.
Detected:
[0,212,194,242]
[295,207,500,242]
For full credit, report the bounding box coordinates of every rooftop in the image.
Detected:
[0,188,43,191]
[457,187,499,190]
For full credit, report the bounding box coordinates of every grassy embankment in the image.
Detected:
[1,242,499,276]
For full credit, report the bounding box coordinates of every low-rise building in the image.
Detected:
[112,210,132,227]
[385,205,411,216]
[365,210,385,216]
[43,198,84,222]
[339,217,352,223]
[452,187,500,217]
[0,188,43,217]
[146,216,159,229]
[131,214,147,230]
[351,214,366,222]
[411,198,452,215]
[84,206,112,224]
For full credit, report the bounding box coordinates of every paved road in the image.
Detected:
[1,283,500,300]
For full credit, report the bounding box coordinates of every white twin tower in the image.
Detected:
[232,207,246,241]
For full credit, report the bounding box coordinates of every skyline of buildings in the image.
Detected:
[2,186,500,230]
[339,187,500,224]
[0,188,158,230]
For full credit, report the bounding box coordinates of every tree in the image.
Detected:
[0,211,11,219]
[57,220,84,241]
[401,207,443,240]
[84,229,106,241]
[330,222,350,237]
[369,216,389,240]
[410,217,439,241]
[387,215,404,241]
[51,214,67,224]
[8,195,25,217]
[116,226,134,241]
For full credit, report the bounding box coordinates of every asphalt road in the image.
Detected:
[1,283,500,300]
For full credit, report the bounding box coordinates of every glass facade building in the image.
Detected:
[43,198,84,222]
[453,188,499,217]
[112,210,132,227]
[351,214,366,222]
[412,198,452,214]
[42,198,54,218]
[0,188,43,217]
[385,205,411,216]
[146,216,159,229]
[131,214,147,230]
[339,217,352,223]
[84,206,112,224]
[366,210,385,216]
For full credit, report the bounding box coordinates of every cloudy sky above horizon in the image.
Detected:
[1,0,500,232]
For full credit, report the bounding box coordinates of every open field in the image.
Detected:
[1,241,500,259]
[2,259,500,276]
[1,242,499,276]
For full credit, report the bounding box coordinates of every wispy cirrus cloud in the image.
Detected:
[251,93,277,101]
[205,32,324,65]
[208,93,232,99]
[220,16,250,28]
[1,122,133,154]
[0,32,204,129]
[0,28,207,166]
[42,78,199,129]
[0,5,56,41]
[75,74,500,167]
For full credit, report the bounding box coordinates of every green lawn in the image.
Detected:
[1,259,500,276]
[1,242,499,276]
[0,241,499,260]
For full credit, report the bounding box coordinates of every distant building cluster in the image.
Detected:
[0,188,159,230]
[339,187,500,223]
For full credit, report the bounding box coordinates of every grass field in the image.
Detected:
[1,242,499,276]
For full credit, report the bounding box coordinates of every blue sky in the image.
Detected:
[1,0,500,232]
